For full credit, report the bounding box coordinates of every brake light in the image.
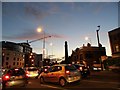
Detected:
[15,68,19,71]
[87,66,89,68]
[3,75,10,81]
[44,69,47,72]
[79,67,82,71]
[25,71,29,77]
[65,70,70,74]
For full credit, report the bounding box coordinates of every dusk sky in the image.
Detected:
[2,1,119,59]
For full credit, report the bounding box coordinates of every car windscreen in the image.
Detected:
[65,65,77,71]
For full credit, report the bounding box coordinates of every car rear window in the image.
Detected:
[7,68,25,76]
[28,68,38,71]
[65,65,77,71]
[74,65,80,69]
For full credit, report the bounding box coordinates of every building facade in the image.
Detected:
[70,43,106,69]
[1,41,24,68]
[19,42,32,67]
[34,54,42,67]
[108,27,120,58]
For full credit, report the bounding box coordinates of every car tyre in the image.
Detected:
[59,78,66,87]
[21,81,27,88]
[40,77,44,84]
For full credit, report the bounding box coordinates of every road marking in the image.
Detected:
[83,80,120,84]
[40,84,68,90]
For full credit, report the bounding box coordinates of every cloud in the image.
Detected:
[3,28,65,41]
[24,3,50,20]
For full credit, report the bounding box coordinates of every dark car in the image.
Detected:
[35,66,51,79]
[74,64,90,78]
[108,63,120,73]
[2,68,28,89]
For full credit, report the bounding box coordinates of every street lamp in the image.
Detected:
[37,27,46,60]
[96,25,100,47]
[96,25,103,71]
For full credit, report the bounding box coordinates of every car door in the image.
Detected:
[49,66,62,82]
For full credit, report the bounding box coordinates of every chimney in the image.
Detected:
[65,41,69,64]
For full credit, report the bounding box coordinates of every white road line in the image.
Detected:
[40,84,68,90]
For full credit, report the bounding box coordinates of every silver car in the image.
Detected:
[25,67,39,78]
[38,64,81,86]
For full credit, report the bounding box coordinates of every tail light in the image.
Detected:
[79,67,83,71]
[44,69,47,72]
[65,70,70,75]
[87,66,89,68]
[15,68,19,71]
[26,71,29,77]
[3,75,10,81]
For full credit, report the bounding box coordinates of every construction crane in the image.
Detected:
[27,35,52,44]
[26,35,53,59]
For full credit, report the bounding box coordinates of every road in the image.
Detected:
[25,70,120,90]
[3,70,120,90]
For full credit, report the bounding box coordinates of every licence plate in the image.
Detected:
[84,69,88,71]
[15,76,23,79]
[74,76,79,79]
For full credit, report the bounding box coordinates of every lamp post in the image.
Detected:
[37,27,46,61]
[96,26,100,47]
[96,25,103,71]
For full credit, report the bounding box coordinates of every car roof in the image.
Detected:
[53,64,72,66]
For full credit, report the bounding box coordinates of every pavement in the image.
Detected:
[89,70,120,82]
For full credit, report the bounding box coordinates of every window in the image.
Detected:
[76,55,78,59]
[52,66,62,72]
[6,57,9,60]
[7,53,9,55]
[80,54,83,60]
[85,52,93,59]
[6,62,8,65]
[13,62,15,65]
[17,62,19,65]
[17,58,19,61]
[13,57,16,60]
[115,45,119,52]
[74,56,76,60]
[65,65,76,71]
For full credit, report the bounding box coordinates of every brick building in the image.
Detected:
[108,27,120,58]
[70,43,106,69]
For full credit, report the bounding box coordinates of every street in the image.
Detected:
[24,70,120,90]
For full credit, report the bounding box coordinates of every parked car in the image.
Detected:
[25,67,39,78]
[92,64,102,71]
[73,64,90,78]
[2,68,28,89]
[38,64,81,87]
[108,63,120,72]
